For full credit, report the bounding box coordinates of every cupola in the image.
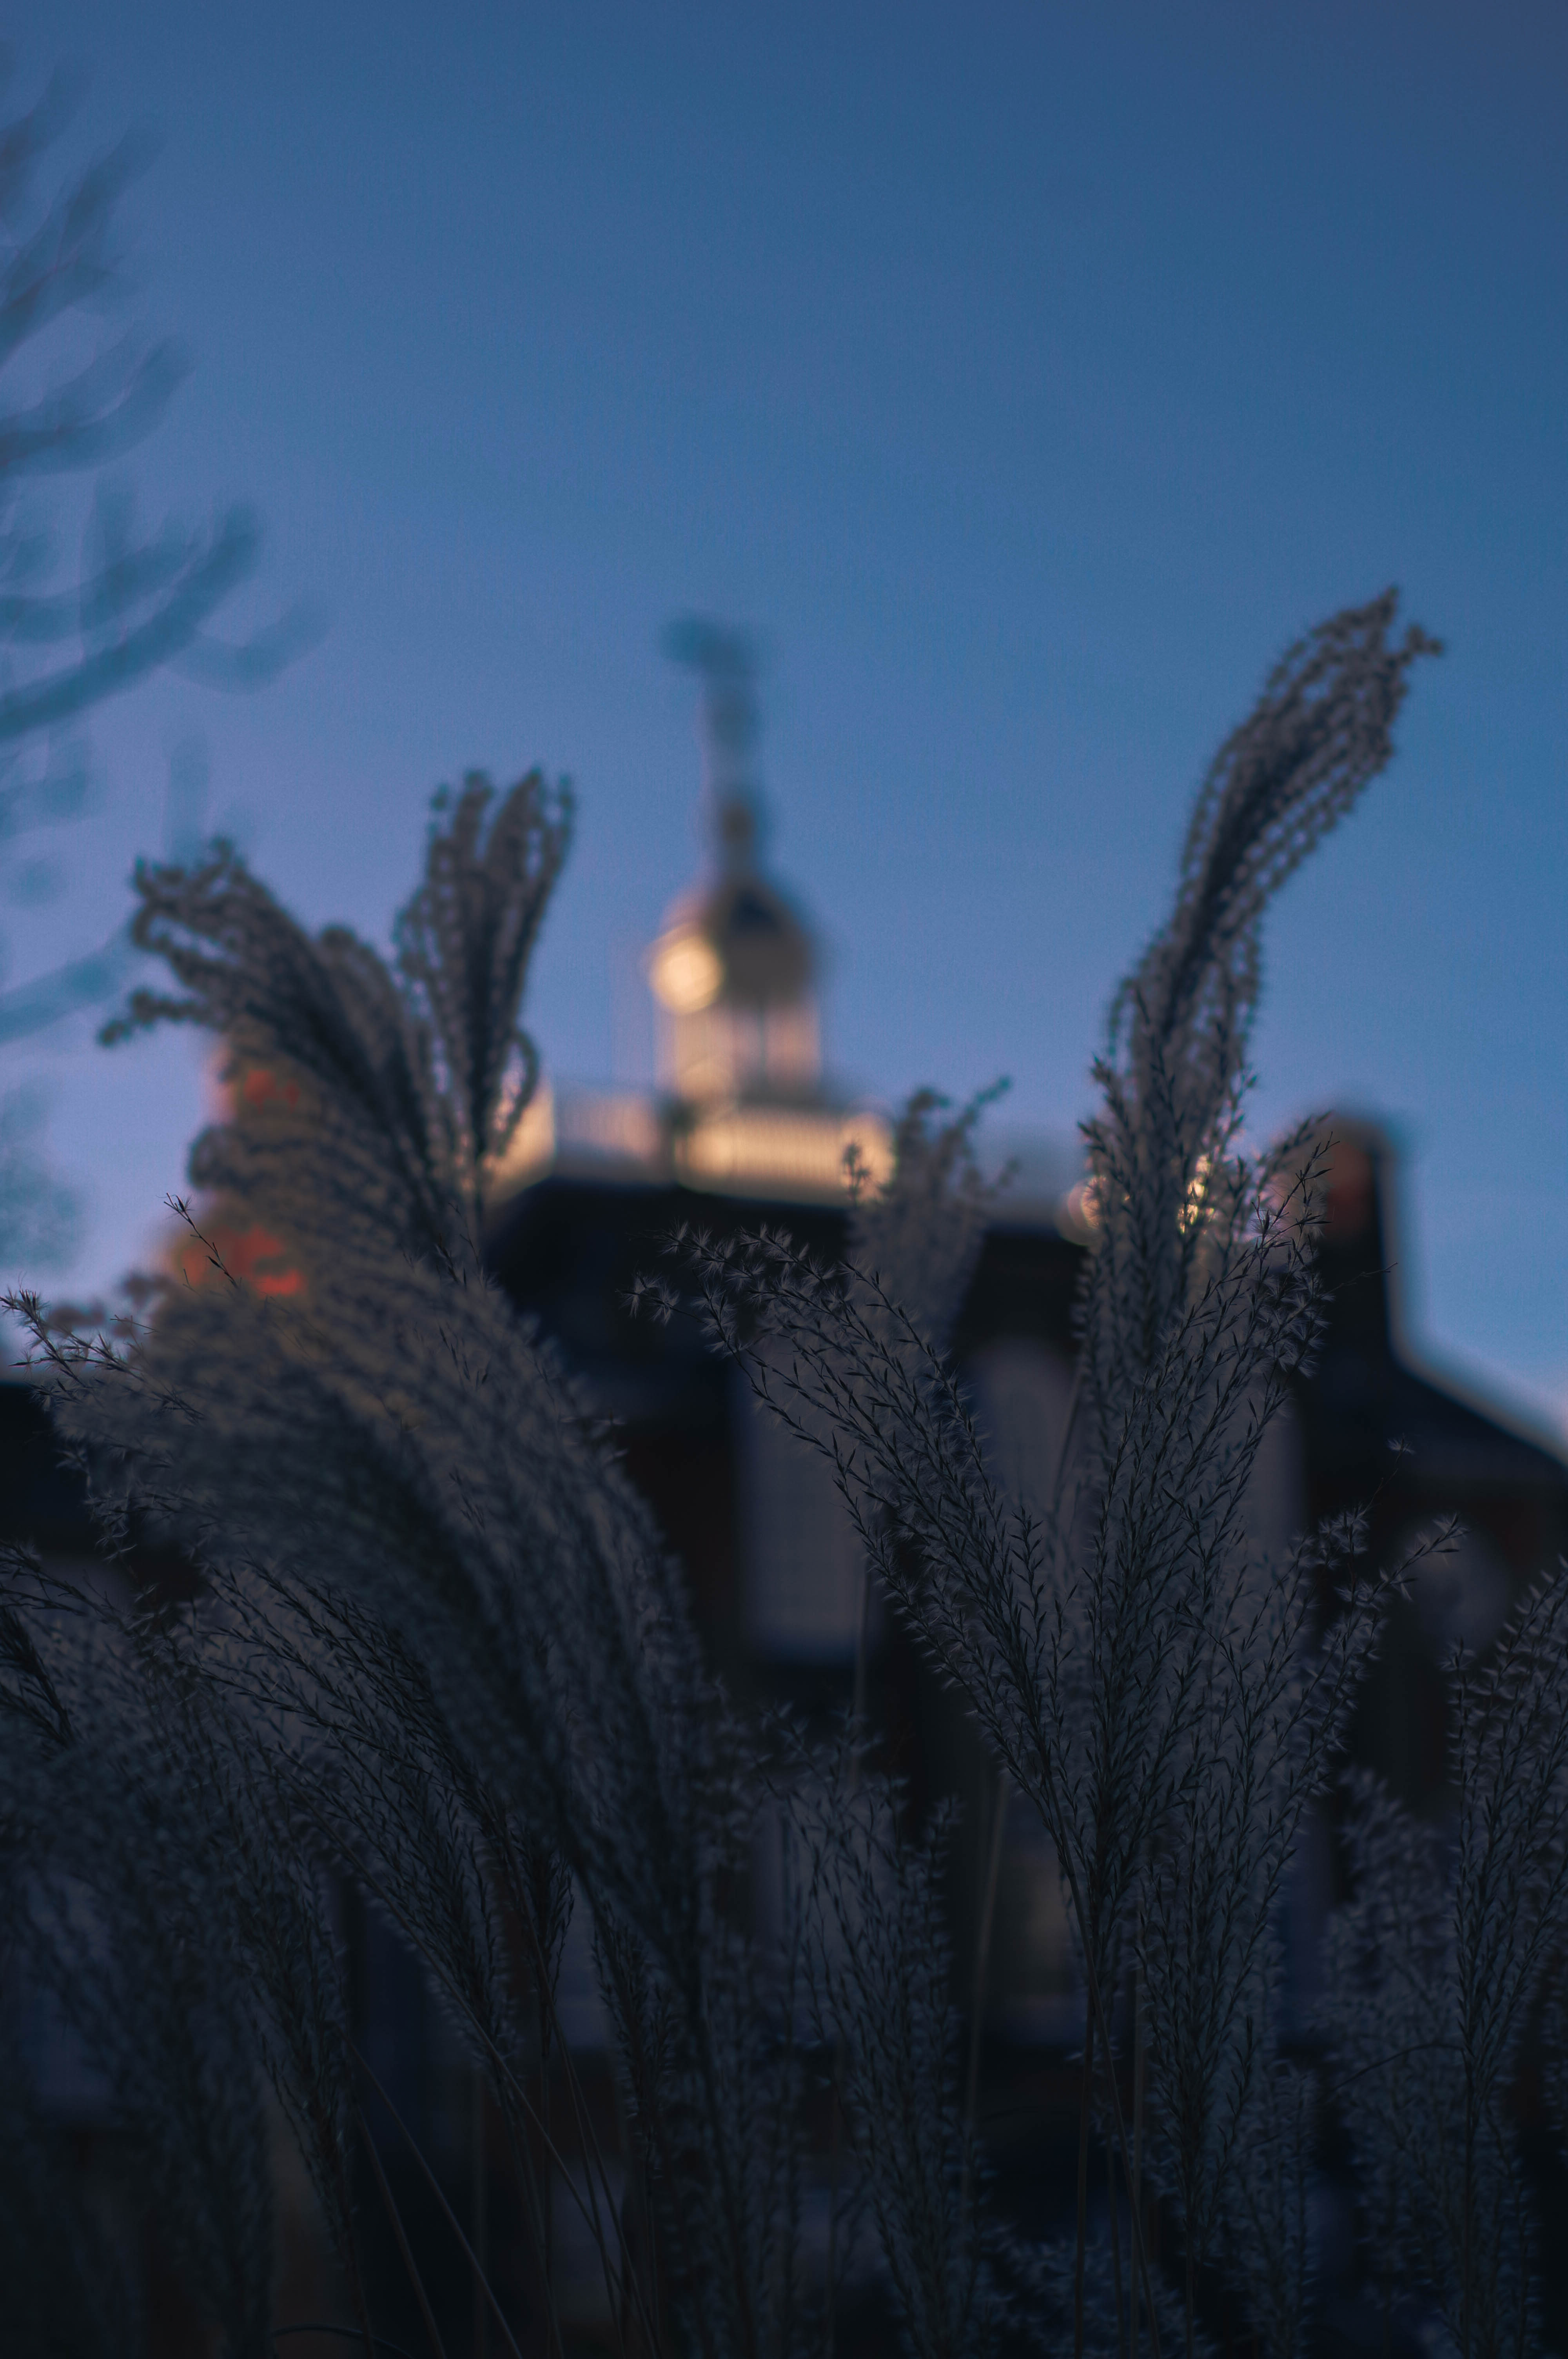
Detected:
[648,622,822,1105]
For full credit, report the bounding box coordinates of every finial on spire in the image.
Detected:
[663,615,762,870]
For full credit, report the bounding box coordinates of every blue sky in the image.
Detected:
[10,2,1568,1433]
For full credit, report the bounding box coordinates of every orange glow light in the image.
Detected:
[177,1220,304,1298]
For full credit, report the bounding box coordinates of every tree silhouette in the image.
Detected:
[0,62,307,1264]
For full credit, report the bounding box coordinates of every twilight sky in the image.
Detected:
[8,3,1568,1434]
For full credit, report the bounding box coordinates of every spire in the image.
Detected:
[664,616,763,874]
[650,619,821,1104]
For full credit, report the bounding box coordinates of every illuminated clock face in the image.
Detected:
[648,927,724,1013]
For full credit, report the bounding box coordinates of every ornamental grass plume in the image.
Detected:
[1318,1566,1568,2359]
[673,591,1440,2359]
[10,773,833,2359]
[14,595,1559,2359]
[0,1550,281,2357]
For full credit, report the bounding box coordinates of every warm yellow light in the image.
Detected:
[649,929,723,1013]
[1179,1152,1216,1234]
[675,1106,895,1202]
[1060,1178,1103,1238]
[485,1078,556,1194]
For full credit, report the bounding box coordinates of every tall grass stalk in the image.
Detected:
[10,597,1561,2359]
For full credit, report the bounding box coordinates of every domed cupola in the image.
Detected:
[648,622,822,1105]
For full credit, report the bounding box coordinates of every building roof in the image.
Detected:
[485,1078,895,1205]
